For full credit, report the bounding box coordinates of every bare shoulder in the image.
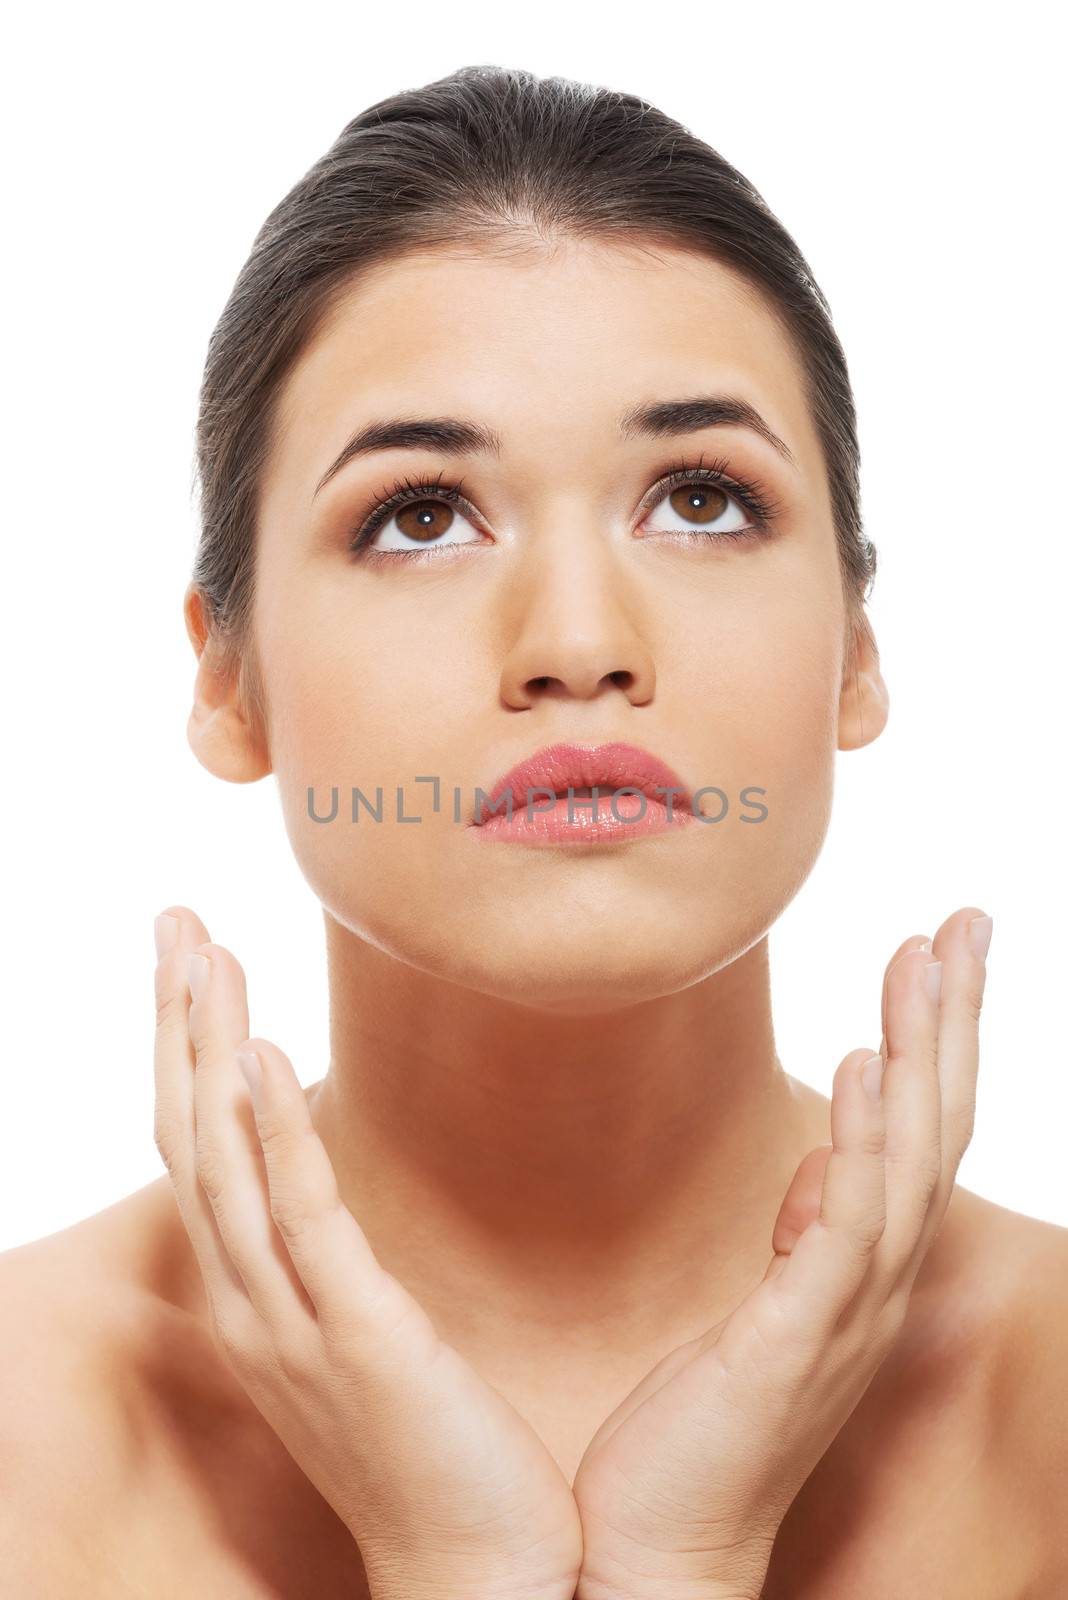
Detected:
[0,1181,370,1597]
[969,1191,1068,1592]
[0,1194,160,1591]
[881,1185,1068,1594]
[0,1185,170,1436]
[0,1182,246,1591]
[766,1183,1068,1599]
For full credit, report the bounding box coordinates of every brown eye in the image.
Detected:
[667,485,729,525]
[364,496,482,555]
[394,500,457,543]
[644,477,753,539]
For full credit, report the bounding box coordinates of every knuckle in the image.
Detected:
[153,1120,179,1173]
[211,1305,258,1365]
[871,1307,906,1361]
[258,1120,318,1158]
[152,1096,183,1172]
[154,985,186,1033]
[852,1207,888,1251]
[887,1142,941,1201]
[194,1137,228,1204]
[821,1215,880,1269]
[944,1100,977,1156]
[916,1147,942,1200]
[319,1269,387,1341]
[254,1116,291,1156]
[211,1311,242,1357]
[857,1123,887,1158]
[883,1287,911,1337]
[962,985,984,1026]
[268,1186,317,1241]
[840,1226,880,1269]
[269,1333,314,1388]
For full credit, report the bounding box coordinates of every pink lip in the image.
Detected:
[470,740,695,844]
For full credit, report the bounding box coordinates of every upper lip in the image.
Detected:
[473,740,692,821]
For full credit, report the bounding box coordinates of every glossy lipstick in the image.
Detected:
[470,740,695,845]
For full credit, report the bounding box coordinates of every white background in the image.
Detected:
[2,1,1064,1251]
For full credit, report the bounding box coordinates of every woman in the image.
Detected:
[3,63,1065,1598]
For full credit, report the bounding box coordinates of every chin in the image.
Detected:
[387,910,764,1016]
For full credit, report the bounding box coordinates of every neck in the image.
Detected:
[308,913,828,1370]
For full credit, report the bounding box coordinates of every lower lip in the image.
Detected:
[470,788,696,845]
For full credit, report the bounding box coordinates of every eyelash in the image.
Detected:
[345,454,785,566]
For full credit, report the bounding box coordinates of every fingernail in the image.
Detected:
[237,1048,264,1112]
[154,913,178,960]
[924,961,943,1003]
[187,952,211,1002]
[862,1053,884,1101]
[969,914,993,962]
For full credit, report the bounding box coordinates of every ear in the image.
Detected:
[838,615,889,752]
[183,583,271,782]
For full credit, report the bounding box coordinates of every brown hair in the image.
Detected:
[192,63,877,731]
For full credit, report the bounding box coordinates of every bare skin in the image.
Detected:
[3,1114,1066,1597]
[3,237,1066,1595]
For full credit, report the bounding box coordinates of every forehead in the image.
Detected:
[265,237,820,500]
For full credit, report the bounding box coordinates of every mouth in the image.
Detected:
[469,740,695,844]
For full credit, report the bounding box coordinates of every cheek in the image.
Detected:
[735,628,841,785]
[670,596,842,915]
[255,602,482,956]
[260,593,445,785]
[745,629,841,904]
[674,572,842,774]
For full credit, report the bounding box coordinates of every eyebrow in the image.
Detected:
[312,393,796,499]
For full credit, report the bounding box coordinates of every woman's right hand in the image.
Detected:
[153,905,582,1600]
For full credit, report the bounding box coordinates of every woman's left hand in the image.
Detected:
[570,905,992,1600]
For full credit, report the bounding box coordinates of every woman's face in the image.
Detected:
[228,238,873,1013]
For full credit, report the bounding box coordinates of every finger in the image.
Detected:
[878,932,934,1058]
[770,1145,832,1256]
[237,1034,429,1354]
[152,908,247,1312]
[185,942,316,1331]
[873,944,943,1282]
[756,1046,887,1343]
[897,905,991,1286]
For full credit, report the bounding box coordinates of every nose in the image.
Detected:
[497,524,656,709]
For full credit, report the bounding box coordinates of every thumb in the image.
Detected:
[771,1143,833,1258]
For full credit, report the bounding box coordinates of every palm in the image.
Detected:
[572,1320,728,1506]
[569,1164,827,1567]
[402,1321,584,1583]
[569,1288,794,1590]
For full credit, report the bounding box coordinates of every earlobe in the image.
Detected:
[838,623,890,752]
[183,583,271,783]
